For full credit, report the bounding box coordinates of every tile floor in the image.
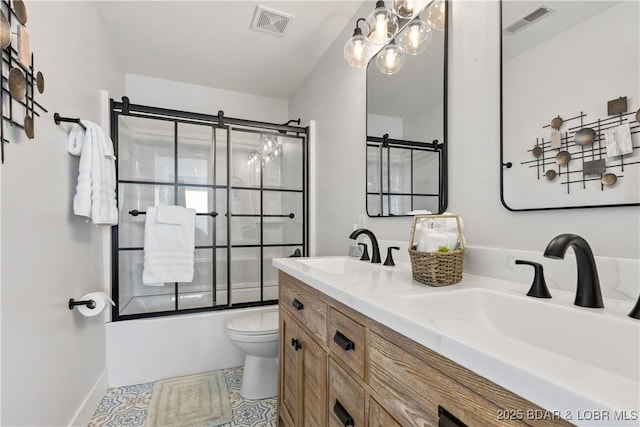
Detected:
[88,366,277,427]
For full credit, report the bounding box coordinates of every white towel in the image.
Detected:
[156,205,190,224]
[67,121,118,225]
[142,206,196,286]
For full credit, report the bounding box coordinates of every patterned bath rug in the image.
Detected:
[145,370,232,427]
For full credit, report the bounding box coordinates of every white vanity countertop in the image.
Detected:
[273,256,640,427]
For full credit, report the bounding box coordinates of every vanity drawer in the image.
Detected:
[328,358,365,427]
[368,331,529,427]
[280,273,327,342]
[328,307,365,380]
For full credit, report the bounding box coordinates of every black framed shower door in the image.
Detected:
[110,98,309,321]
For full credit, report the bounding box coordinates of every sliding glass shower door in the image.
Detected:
[111,100,307,320]
[228,128,304,305]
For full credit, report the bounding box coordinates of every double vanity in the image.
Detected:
[273,256,640,427]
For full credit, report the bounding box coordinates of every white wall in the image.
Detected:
[290,0,640,261]
[0,2,124,427]
[125,73,289,124]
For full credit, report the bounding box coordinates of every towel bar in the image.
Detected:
[228,213,295,219]
[54,113,86,131]
[129,209,218,217]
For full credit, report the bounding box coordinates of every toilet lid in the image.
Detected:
[227,310,279,335]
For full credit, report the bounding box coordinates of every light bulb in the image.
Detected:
[343,32,367,67]
[366,1,398,45]
[426,0,445,31]
[397,19,431,55]
[393,0,427,19]
[376,41,405,75]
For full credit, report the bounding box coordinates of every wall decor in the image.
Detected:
[500,1,639,210]
[518,104,639,197]
[0,0,47,164]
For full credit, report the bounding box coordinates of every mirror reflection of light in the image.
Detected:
[394,0,427,19]
[397,19,431,55]
[427,0,446,31]
[248,134,283,167]
[376,42,405,75]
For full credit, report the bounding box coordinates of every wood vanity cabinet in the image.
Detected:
[278,272,571,427]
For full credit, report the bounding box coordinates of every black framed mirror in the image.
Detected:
[500,1,640,211]
[366,0,448,217]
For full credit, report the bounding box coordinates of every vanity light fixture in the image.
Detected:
[344,0,444,74]
[366,0,399,45]
[344,18,368,67]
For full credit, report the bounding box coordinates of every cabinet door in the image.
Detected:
[369,397,402,427]
[280,310,300,426]
[280,308,328,427]
[302,331,327,427]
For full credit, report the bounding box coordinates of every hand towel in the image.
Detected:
[156,205,191,224]
[143,206,196,286]
[67,121,118,225]
[68,124,92,218]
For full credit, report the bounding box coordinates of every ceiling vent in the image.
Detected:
[251,6,293,37]
[503,5,554,36]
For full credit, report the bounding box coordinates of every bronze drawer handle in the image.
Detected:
[333,331,355,351]
[438,405,467,427]
[291,338,302,351]
[333,400,354,427]
[292,299,304,310]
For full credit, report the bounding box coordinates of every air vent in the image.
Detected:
[251,6,293,37]
[503,5,554,36]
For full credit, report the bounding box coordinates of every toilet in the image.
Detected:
[226,308,279,399]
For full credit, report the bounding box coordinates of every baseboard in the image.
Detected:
[67,370,108,427]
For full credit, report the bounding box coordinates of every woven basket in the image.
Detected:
[408,214,464,287]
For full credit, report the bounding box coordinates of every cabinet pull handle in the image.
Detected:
[333,400,354,427]
[438,405,467,427]
[333,331,355,351]
[292,299,304,310]
[291,338,302,351]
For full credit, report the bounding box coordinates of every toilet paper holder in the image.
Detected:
[68,298,96,310]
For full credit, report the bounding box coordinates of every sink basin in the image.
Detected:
[296,257,383,274]
[402,288,640,383]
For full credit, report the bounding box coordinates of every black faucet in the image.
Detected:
[630,296,640,319]
[543,234,604,308]
[349,228,381,263]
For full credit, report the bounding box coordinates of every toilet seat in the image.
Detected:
[227,309,278,335]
